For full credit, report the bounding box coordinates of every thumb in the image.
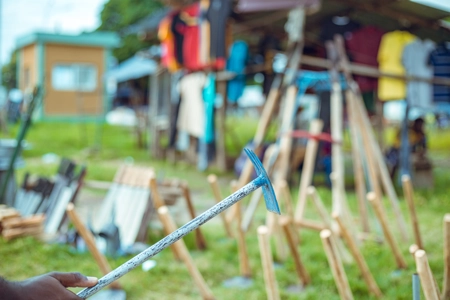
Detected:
[48,272,98,287]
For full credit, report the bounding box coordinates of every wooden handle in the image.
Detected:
[66,203,122,290]
[279,216,310,286]
[226,180,239,224]
[333,212,383,298]
[346,91,369,233]
[367,192,407,269]
[207,174,233,237]
[236,200,252,277]
[415,250,440,300]
[402,175,424,249]
[149,176,165,209]
[294,119,323,221]
[320,229,354,300]
[158,206,215,300]
[257,226,280,300]
[181,182,207,250]
[442,214,450,299]
[279,180,294,219]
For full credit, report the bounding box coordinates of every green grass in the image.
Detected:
[1,120,450,299]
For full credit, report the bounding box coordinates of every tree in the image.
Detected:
[1,51,17,90]
[97,0,163,62]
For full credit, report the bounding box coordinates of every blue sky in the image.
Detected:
[0,0,449,66]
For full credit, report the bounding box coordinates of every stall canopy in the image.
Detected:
[107,55,158,83]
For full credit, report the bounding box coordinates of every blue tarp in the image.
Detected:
[107,56,157,83]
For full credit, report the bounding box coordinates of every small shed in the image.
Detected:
[15,32,120,121]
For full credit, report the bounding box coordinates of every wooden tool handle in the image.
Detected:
[66,203,122,290]
[402,175,424,249]
[207,174,233,237]
[279,216,310,286]
[415,250,440,300]
[320,229,354,300]
[258,226,280,300]
[158,206,215,300]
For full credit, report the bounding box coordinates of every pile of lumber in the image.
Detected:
[0,205,45,241]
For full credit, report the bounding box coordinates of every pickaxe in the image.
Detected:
[77,148,280,299]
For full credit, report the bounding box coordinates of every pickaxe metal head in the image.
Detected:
[244,148,280,215]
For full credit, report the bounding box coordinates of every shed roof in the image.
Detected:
[16,32,121,50]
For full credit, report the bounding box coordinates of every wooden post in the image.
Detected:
[294,219,326,231]
[207,174,233,237]
[279,216,310,286]
[236,41,303,190]
[333,212,383,298]
[258,225,280,300]
[180,182,207,250]
[346,90,370,233]
[415,250,439,300]
[294,119,323,221]
[158,206,215,300]
[279,180,294,219]
[402,175,423,249]
[442,214,450,300]
[236,200,252,278]
[308,186,353,264]
[353,88,408,242]
[66,203,122,290]
[215,79,227,171]
[367,192,407,269]
[320,229,354,300]
[334,35,408,242]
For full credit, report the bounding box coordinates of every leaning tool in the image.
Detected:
[77,148,280,299]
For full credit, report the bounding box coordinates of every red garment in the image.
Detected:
[181,3,203,71]
[345,26,384,92]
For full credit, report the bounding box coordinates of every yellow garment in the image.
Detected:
[393,128,424,149]
[377,31,416,101]
[158,16,181,73]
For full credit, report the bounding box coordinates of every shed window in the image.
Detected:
[51,64,97,92]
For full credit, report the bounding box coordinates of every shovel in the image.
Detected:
[66,203,126,300]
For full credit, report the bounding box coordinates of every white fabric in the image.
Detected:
[177,72,206,138]
[402,39,436,109]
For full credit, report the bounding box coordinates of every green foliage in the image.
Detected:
[97,0,163,62]
[1,51,17,90]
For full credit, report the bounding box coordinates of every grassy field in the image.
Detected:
[0,118,450,299]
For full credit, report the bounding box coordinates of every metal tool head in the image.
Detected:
[244,148,280,215]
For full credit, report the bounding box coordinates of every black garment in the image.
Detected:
[319,17,360,42]
[171,12,186,65]
[206,0,232,60]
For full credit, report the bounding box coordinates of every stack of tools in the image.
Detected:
[13,158,86,237]
[0,205,45,241]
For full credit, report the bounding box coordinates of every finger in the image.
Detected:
[48,272,98,287]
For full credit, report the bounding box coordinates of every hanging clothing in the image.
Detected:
[177,72,206,138]
[402,39,436,109]
[181,3,203,71]
[319,17,360,42]
[158,14,181,73]
[345,26,384,92]
[206,0,232,69]
[429,43,450,103]
[226,40,248,103]
[377,30,416,101]
[203,73,216,143]
[170,12,186,65]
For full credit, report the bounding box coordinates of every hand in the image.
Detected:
[13,272,98,300]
